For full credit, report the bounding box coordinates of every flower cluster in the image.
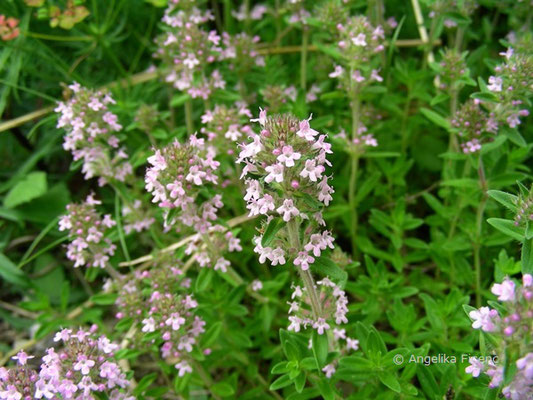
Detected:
[513,184,533,227]
[0,15,19,41]
[58,193,116,269]
[145,136,242,271]
[238,110,335,270]
[153,2,224,99]
[328,16,385,88]
[434,48,469,92]
[200,103,252,155]
[55,83,132,186]
[121,199,155,234]
[145,135,219,228]
[111,259,205,376]
[0,327,133,400]
[287,277,349,335]
[135,104,160,134]
[485,45,533,129]
[451,99,497,154]
[231,3,268,21]
[467,274,533,399]
[220,32,265,73]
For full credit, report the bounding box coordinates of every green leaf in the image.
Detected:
[133,373,157,395]
[196,268,214,291]
[441,178,478,188]
[501,126,527,147]
[211,382,235,397]
[294,371,306,393]
[430,92,449,106]
[378,371,401,393]
[470,91,499,103]
[487,218,525,241]
[269,374,292,390]
[339,356,374,371]
[115,317,134,332]
[271,361,289,374]
[0,253,29,287]
[262,217,283,247]
[419,108,451,131]
[90,293,118,305]
[316,378,335,400]
[200,321,222,347]
[4,171,47,208]
[170,93,191,107]
[311,257,347,287]
[487,190,518,213]
[312,330,328,369]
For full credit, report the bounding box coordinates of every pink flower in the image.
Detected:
[185,165,207,185]
[300,159,324,182]
[175,361,192,377]
[142,317,156,333]
[265,163,284,183]
[291,286,303,299]
[296,118,319,141]
[491,279,516,302]
[370,69,383,82]
[11,351,33,366]
[214,257,230,272]
[165,313,186,331]
[346,338,359,351]
[294,251,314,271]
[74,356,96,375]
[277,145,301,167]
[487,76,502,92]
[276,199,300,222]
[499,47,513,59]
[329,65,344,78]
[251,280,263,291]
[351,33,367,46]
[250,107,267,125]
[313,318,330,334]
[465,357,484,378]
[270,247,286,266]
[352,70,365,82]
[469,307,498,332]
[322,363,336,378]
[288,316,302,332]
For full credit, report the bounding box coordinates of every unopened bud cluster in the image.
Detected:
[451,99,498,154]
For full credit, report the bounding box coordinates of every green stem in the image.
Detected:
[185,99,194,135]
[190,360,221,400]
[300,26,309,90]
[474,157,488,308]
[349,92,361,257]
[287,220,322,319]
[26,32,93,42]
